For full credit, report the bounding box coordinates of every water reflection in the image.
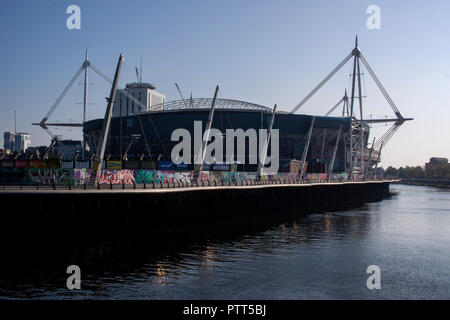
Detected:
[155,264,167,287]
[0,199,376,298]
[1,185,449,299]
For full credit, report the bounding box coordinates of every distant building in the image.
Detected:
[112,82,166,118]
[53,140,82,160]
[14,132,31,153]
[26,145,49,158]
[426,157,448,168]
[3,132,15,152]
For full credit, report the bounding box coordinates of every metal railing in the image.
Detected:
[0,176,387,191]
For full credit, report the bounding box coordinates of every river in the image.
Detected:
[1,184,449,299]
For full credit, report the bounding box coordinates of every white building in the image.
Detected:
[112,83,165,118]
[14,132,31,153]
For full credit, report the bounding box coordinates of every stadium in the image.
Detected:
[37,38,411,176]
[84,94,354,174]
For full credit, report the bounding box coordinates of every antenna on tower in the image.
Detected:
[135,57,143,83]
[140,57,142,83]
[14,110,16,134]
[135,66,139,83]
[175,83,188,107]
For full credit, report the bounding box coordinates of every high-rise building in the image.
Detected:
[14,132,31,153]
[3,132,15,151]
[112,83,165,118]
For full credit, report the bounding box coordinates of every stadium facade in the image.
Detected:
[84,88,359,174]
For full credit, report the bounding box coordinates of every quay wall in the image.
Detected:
[0,181,390,239]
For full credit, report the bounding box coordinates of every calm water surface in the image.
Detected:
[1,184,449,299]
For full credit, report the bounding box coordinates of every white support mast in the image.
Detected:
[257,104,277,179]
[82,50,89,159]
[95,54,124,183]
[194,85,219,179]
[374,142,383,179]
[327,125,342,181]
[300,117,315,177]
[364,136,376,177]
[289,36,412,177]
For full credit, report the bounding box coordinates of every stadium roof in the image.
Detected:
[148,98,273,113]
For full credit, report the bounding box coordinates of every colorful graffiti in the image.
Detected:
[73,168,90,185]
[135,170,164,184]
[96,169,135,184]
[1,165,354,185]
[197,171,209,182]
[305,173,328,181]
[134,170,194,184]
[160,170,175,183]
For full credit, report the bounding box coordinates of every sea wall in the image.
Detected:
[0,181,390,238]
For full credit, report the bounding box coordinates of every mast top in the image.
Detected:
[352,35,361,56]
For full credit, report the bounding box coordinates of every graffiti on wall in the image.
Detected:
[198,171,209,181]
[208,171,256,182]
[174,172,192,183]
[96,169,135,184]
[73,168,90,184]
[134,170,195,184]
[306,173,327,181]
[331,173,347,181]
[135,170,164,184]
[1,166,353,185]
[160,170,175,183]
[25,168,74,185]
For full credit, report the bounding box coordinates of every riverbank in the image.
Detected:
[396,179,450,189]
[0,180,392,240]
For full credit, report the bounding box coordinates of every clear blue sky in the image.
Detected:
[1,0,449,168]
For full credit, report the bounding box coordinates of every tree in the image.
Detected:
[385,166,398,178]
